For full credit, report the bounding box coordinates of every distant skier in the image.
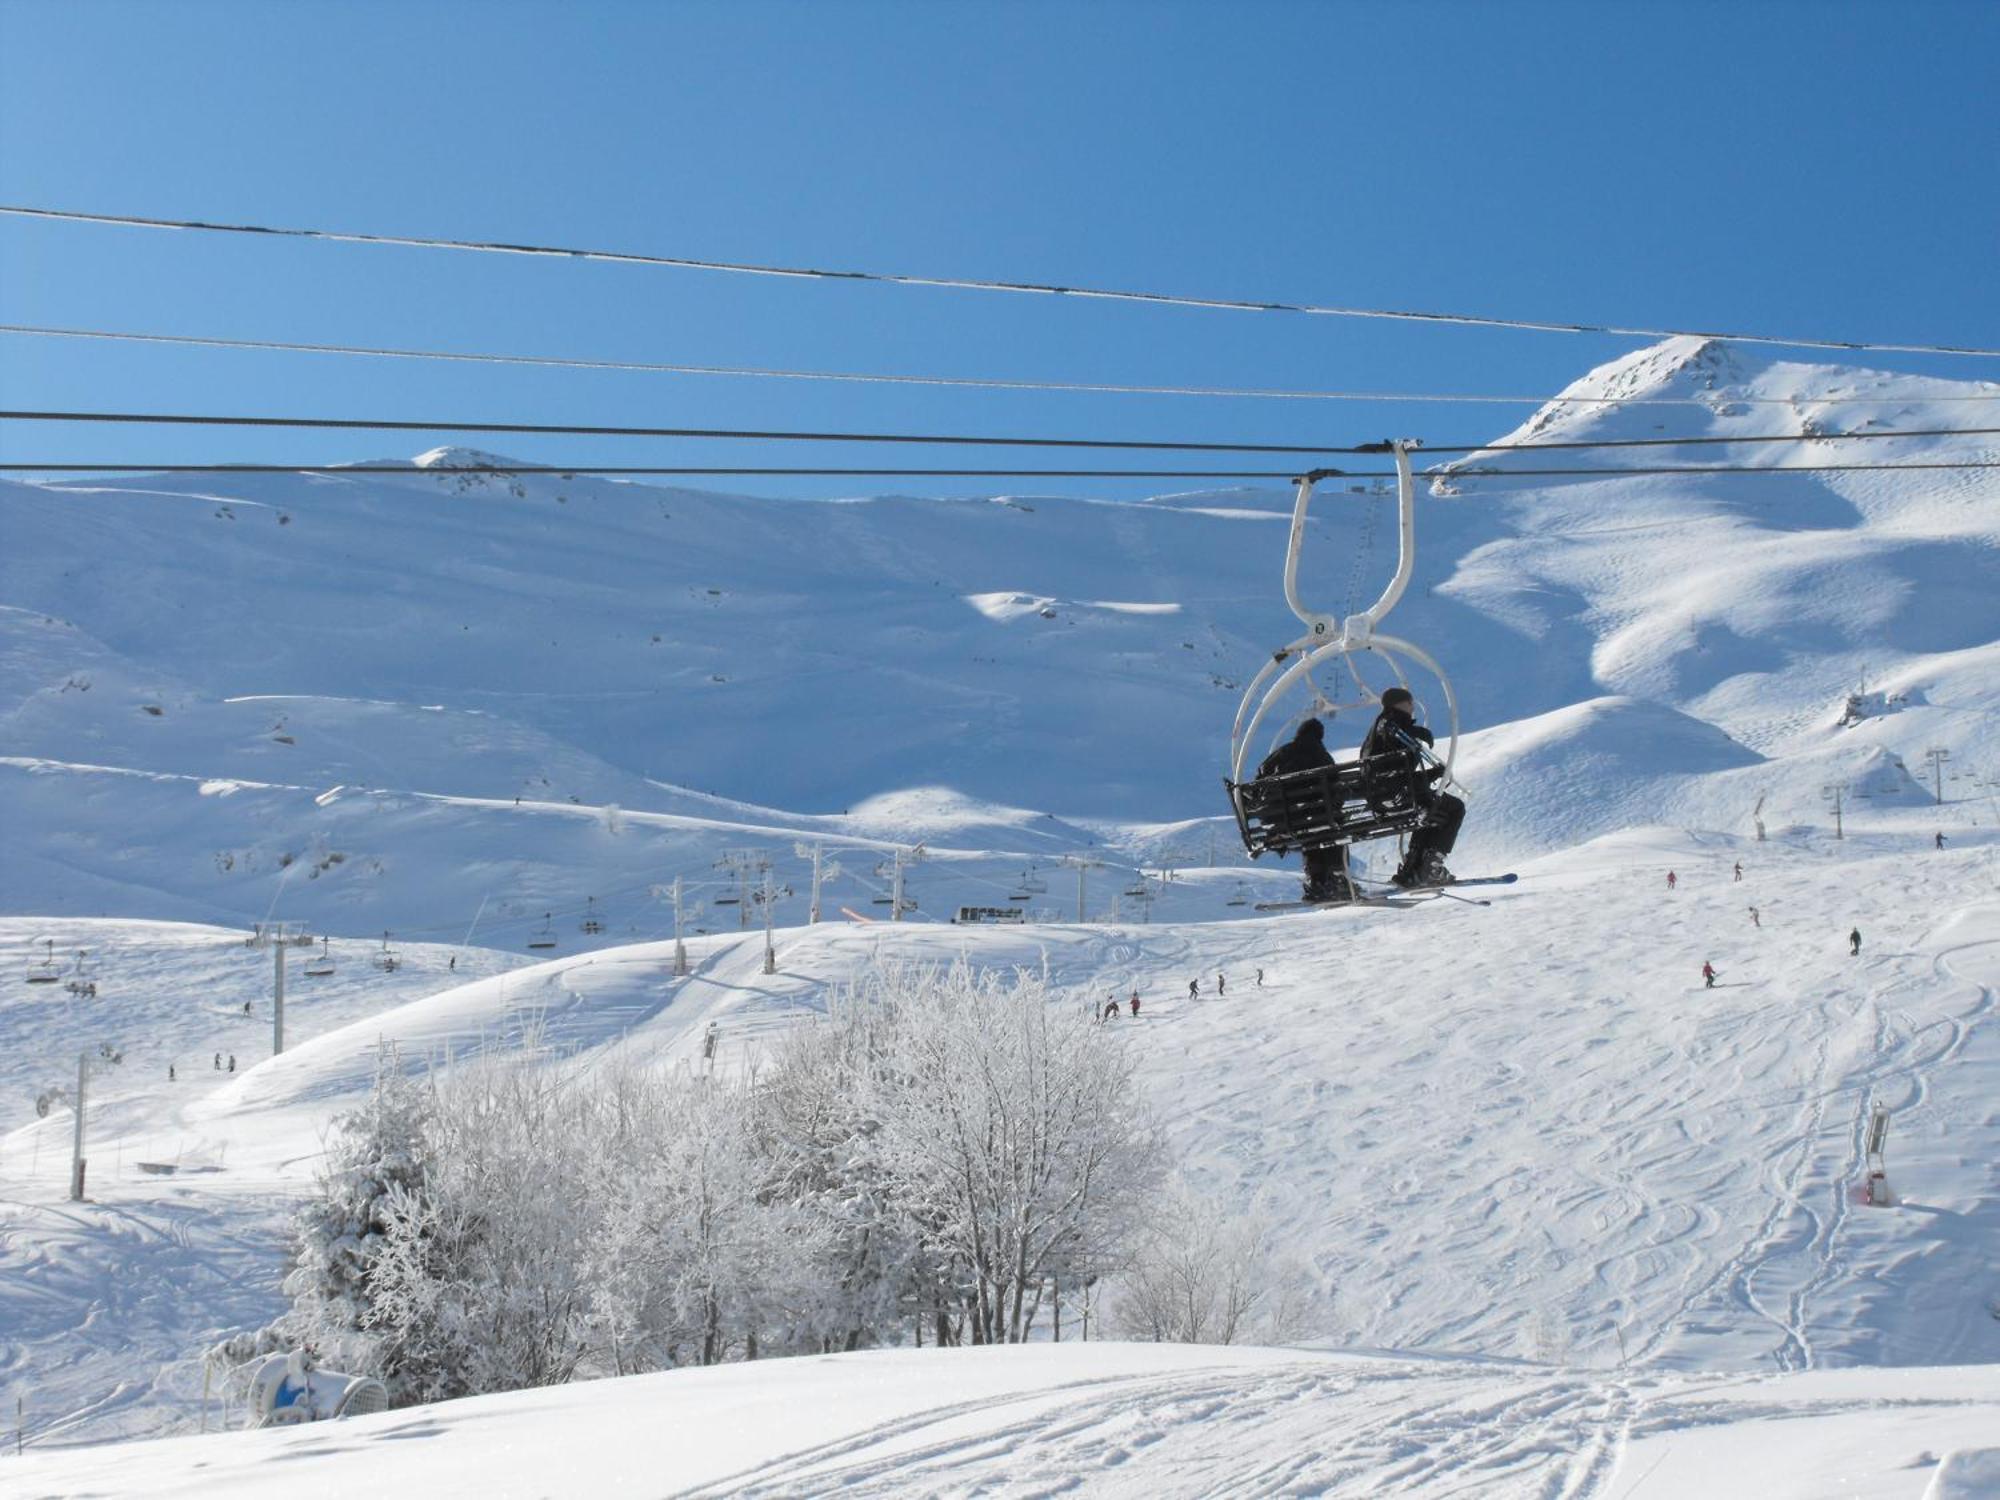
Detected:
[1216,973,1226,998]
[1103,998,1121,1021]
[1362,688,1464,889]
[1255,717,1351,902]
[1128,993,1140,1018]
[1255,968,1264,988]
[1850,927,1862,957]
[448,955,457,972]
[168,1064,176,1081]
[1188,978,1200,1000]
[1935,831,1946,850]
[1749,907,1761,928]
[228,1054,236,1072]
[1702,961,1717,989]
[242,1000,251,1015]
[213,1052,221,1069]
[1733,862,1743,882]
[1667,871,1678,891]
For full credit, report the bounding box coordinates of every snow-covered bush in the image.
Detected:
[278,1044,440,1389]
[242,958,1178,1406]
[362,1050,601,1401]
[210,1044,441,1399]
[769,959,1163,1346]
[1110,1181,1314,1346]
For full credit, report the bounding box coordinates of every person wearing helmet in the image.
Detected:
[1256,717,1354,902]
[1362,687,1465,888]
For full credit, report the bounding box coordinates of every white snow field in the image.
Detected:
[4,337,1999,1494]
[12,1345,2000,1499]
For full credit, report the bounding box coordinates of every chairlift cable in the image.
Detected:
[9,323,1999,406]
[3,203,1996,359]
[5,460,2000,479]
[5,407,1998,457]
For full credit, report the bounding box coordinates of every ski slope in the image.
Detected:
[4,822,1997,1474]
[3,337,1999,1492]
[12,1342,2000,1499]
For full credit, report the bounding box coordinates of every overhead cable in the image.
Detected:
[7,460,1998,480]
[9,322,2000,406]
[2,203,1995,359]
[6,408,1998,458]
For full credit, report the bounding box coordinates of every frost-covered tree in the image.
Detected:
[1110,1182,1315,1346]
[362,1052,601,1400]
[858,960,1162,1345]
[580,1062,823,1370]
[268,1044,441,1391]
[234,956,1173,1407]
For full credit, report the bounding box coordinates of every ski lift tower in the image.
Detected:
[1061,855,1105,924]
[758,869,779,974]
[654,877,699,978]
[248,922,312,1056]
[714,850,769,930]
[794,841,842,926]
[1821,782,1848,841]
[69,1050,88,1200]
[891,844,924,922]
[1924,747,1951,805]
[1862,1101,1894,1206]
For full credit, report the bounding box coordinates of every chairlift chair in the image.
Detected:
[527,913,558,951]
[303,936,335,978]
[65,952,98,999]
[25,937,62,985]
[580,897,603,935]
[1020,866,1048,895]
[372,931,400,972]
[1224,441,1460,863]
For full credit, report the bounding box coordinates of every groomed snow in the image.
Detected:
[10,1343,1999,1498]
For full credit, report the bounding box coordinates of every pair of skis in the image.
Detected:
[1254,872,1515,913]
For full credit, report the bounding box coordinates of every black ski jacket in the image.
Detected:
[1361,709,1443,797]
[1257,729,1334,780]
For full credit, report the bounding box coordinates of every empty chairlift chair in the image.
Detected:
[527,913,558,951]
[303,936,335,978]
[25,938,62,985]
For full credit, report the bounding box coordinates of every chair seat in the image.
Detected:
[1226,756,1424,857]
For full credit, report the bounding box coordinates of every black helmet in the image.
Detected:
[1381,687,1414,710]
[1295,717,1325,742]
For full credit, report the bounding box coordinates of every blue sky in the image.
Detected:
[2,0,1996,494]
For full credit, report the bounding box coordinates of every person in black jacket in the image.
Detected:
[1361,687,1465,888]
[1256,718,1353,902]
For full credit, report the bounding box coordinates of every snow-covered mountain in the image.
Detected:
[3,337,1996,941]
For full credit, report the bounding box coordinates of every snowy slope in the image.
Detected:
[4,339,1999,1489]
[12,1342,2000,1499]
[5,822,1998,1466]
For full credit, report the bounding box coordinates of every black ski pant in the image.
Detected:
[1303,843,1349,895]
[1407,792,1465,866]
